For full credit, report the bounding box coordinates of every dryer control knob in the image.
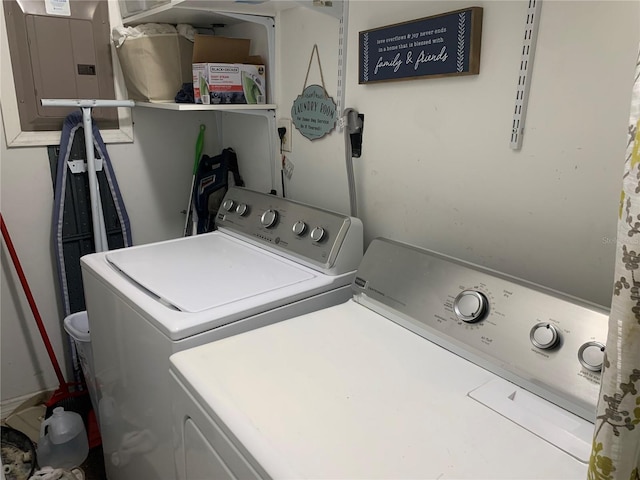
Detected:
[260,209,279,228]
[530,323,561,350]
[453,290,488,323]
[310,227,326,242]
[578,341,605,372]
[222,199,235,212]
[292,221,307,236]
[235,203,249,216]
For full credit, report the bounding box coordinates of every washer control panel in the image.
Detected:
[352,238,609,421]
[216,187,363,274]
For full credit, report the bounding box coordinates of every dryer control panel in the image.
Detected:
[216,187,363,275]
[351,238,609,422]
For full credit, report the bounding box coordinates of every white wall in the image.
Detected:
[2,0,638,407]
[277,0,640,307]
[277,4,349,212]
[107,108,220,245]
[1,107,219,405]
[1,4,273,406]
[1,111,66,404]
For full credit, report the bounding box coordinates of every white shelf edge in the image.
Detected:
[135,102,277,111]
[121,0,294,25]
[121,1,180,25]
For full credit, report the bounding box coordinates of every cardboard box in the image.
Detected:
[116,33,193,102]
[194,63,266,105]
[192,35,266,105]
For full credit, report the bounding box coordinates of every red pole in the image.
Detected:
[1,213,67,388]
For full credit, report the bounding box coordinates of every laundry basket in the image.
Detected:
[63,311,99,426]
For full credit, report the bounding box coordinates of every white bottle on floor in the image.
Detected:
[37,407,89,469]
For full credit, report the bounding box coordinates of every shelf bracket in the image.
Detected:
[211,12,278,193]
[215,12,275,107]
[336,0,349,124]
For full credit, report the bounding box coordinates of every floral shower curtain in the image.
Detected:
[588,47,640,480]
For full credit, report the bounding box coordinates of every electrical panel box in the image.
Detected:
[3,0,118,131]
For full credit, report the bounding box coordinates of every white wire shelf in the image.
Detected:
[135,101,276,111]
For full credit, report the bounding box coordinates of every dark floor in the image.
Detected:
[81,445,107,480]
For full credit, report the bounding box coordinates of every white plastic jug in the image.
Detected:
[37,407,89,469]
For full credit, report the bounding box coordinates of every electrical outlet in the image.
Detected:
[277,118,292,152]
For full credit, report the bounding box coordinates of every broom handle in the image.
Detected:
[1,213,67,386]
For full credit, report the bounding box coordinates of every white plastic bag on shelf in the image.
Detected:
[112,23,195,47]
[111,23,195,102]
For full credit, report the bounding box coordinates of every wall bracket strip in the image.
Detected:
[510,0,542,151]
[336,0,349,126]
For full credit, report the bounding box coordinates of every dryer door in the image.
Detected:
[173,364,266,480]
[183,418,235,480]
[181,416,262,480]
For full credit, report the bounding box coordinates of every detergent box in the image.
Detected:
[192,35,266,105]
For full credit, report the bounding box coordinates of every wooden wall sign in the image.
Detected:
[359,7,483,84]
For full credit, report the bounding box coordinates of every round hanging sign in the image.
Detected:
[291,84,337,141]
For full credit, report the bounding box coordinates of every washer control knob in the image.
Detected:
[453,290,488,323]
[222,199,235,212]
[530,323,561,350]
[260,209,279,228]
[292,220,307,236]
[235,203,249,216]
[310,226,326,242]
[578,341,605,372]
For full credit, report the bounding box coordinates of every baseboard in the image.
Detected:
[1,389,52,421]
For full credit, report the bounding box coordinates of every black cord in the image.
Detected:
[277,127,287,197]
[277,127,286,153]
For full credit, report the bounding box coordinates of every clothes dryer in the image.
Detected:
[170,238,607,479]
[80,187,363,480]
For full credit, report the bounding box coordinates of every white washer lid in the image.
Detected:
[106,233,315,313]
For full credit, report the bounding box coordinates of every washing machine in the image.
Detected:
[80,187,363,480]
[169,237,608,479]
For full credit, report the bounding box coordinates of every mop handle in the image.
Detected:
[0,213,67,386]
